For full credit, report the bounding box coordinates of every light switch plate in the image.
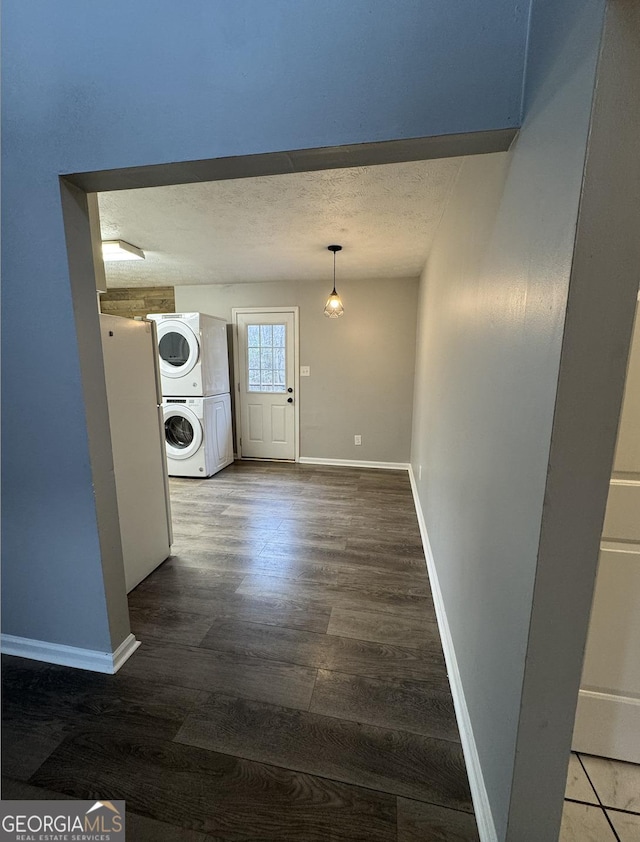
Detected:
[300,366,310,377]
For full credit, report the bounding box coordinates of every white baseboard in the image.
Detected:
[573,689,640,763]
[1,632,140,674]
[298,457,410,470]
[408,465,497,842]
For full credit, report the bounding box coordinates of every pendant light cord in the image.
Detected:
[332,249,337,295]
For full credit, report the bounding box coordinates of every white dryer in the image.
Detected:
[163,394,233,478]
[147,312,230,397]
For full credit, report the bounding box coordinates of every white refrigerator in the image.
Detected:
[100,314,173,592]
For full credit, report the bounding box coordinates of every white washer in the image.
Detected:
[147,312,230,397]
[163,395,233,478]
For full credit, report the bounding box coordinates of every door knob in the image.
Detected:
[287,397,293,403]
[287,387,293,393]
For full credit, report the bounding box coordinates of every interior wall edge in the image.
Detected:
[506,1,640,838]
[59,178,132,650]
[65,129,518,194]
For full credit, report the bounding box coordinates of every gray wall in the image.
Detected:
[176,278,418,463]
[1,0,530,651]
[410,0,606,838]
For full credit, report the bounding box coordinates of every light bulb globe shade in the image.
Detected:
[324,292,344,318]
[324,244,344,318]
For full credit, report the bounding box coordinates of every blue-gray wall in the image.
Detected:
[1,0,530,651]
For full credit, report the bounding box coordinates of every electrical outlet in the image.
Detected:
[354,435,362,446]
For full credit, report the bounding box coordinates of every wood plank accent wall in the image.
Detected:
[99,287,175,320]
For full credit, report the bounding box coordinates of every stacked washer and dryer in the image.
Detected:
[147,312,234,477]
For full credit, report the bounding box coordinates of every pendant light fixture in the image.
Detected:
[324,244,345,318]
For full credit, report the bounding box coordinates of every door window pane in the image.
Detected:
[260,348,273,370]
[248,347,260,369]
[260,324,273,345]
[247,323,287,393]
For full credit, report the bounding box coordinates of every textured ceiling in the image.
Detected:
[98,158,464,288]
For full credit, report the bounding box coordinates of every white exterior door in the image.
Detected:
[234,309,298,460]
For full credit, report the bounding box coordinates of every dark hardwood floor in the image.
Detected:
[2,461,479,841]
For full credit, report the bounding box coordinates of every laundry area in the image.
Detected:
[150,311,232,477]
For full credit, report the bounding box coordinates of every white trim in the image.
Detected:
[231,307,299,313]
[1,632,140,674]
[408,465,497,842]
[299,457,410,470]
[293,310,300,462]
[231,306,300,462]
[573,689,640,764]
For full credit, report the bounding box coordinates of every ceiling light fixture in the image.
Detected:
[102,240,145,262]
[323,244,344,318]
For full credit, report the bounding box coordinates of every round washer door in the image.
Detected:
[163,404,203,460]
[156,319,199,378]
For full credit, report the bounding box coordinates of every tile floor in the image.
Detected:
[562,752,640,841]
